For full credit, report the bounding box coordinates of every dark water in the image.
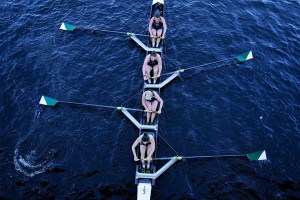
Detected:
[1,0,300,199]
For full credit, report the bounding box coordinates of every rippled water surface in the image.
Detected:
[1,0,300,199]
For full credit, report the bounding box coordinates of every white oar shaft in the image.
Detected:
[183,57,236,71]
[161,57,236,78]
[59,101,148,112]
[59,101,117,109]
[149,154,247,161]
[94,30,152,38]
[181,154,246,159]
[95,29,129,35]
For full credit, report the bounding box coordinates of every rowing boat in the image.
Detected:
[135,0,165,199]
[49,6,261,200]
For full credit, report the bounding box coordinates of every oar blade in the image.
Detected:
[237,51,253,62]
[247,150,267,161]
[39,96,58,106]
[60,22,76,31]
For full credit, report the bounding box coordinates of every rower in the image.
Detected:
[132,133,156,172]
[142,90,163,125]
[148,9,167,48]
[142,51,162,84]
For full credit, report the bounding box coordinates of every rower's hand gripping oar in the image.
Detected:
[138,150,267,162]
[149,35,164,39]
[39,96,159,114]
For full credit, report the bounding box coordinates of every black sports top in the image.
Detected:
[148,59,158,67]
[152,17,163,30]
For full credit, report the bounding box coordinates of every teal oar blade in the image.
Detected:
[39,96,59,106]
[237,51,253,62]
[247,150,267,161]
[60,22,76,31]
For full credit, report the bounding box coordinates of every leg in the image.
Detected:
[145,101,152,123]
[145,65,152,84]
[153,65,159,83]
[146,145,155,168]
[156,29,162,47]
[153,65,159,76]
[150,100,158,123]
[140,145,147,168]
[151,29,157,47]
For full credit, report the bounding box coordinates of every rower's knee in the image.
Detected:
[157,29,162,36]
[152,102,158,110]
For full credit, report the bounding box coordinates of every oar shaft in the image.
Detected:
[151,157,175,160]
[58,100,156,113]
[139,157,174,161]
[183,57,236,71]
[148,154,247,161]
[160,57,236,77]
[181,154,246,159]
[93,30,158,38]
[59,101,117,109]
[133,33,151,37]
[94,29,129,35]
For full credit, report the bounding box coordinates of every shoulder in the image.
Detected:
[137,135,143,141]
[150,135,155,140]
[133,136,141,145]
[144,55,150,62]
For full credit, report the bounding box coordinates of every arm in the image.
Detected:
[161,17,167,38]
[142,55,150,80]
[148,18,154,35]
[132,136,142,161]
[141,93,148,110]
[154,92,164,113]
[147,136,156,159]
[156,54,162,76]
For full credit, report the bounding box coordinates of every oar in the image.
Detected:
[39,95,159,113]
[139,150,267,162]
[153,51,253,79]
[60,22,76,31]
[59,22,163,38]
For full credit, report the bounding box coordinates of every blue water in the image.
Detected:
[1,0,300,199]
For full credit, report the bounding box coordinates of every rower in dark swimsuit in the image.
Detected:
[152,17,163,30]
[142,90,164,125]
[142,51,162,84]
[132,133,156,171]
[148,10,167,48]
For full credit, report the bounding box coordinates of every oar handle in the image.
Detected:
[150,35,164,39]
[137,158,153,161]
[144,110,159,114]
[149,75,160,79]
[145,74,163,80]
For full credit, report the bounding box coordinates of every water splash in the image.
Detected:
[14,149,54,177]
[13,132,58,177]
